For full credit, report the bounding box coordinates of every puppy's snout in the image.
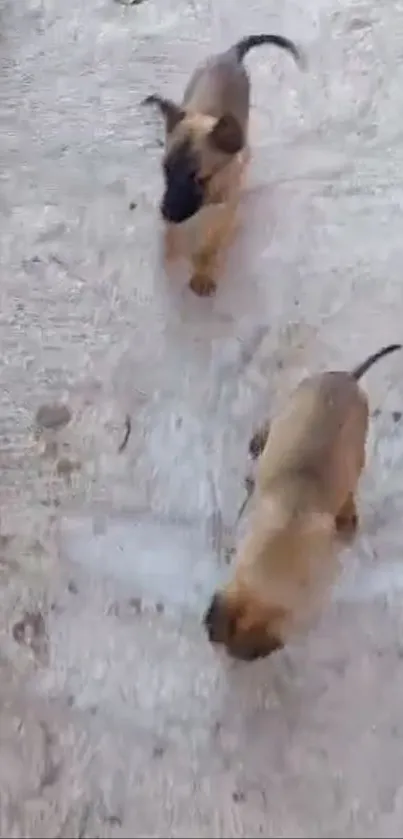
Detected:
[203,593,230,645]
[161,178,204,224]
[203,593,284,662]
[161,185,203,224]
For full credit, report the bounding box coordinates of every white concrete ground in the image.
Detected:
[1,0,403,835]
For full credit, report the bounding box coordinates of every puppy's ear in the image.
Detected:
[208,114,244,155]
[142,95,185,134]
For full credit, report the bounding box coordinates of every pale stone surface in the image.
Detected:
[1,0,403,835]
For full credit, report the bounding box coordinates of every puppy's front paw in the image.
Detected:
[189,273,217,298]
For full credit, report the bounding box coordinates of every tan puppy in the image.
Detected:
[204,343,402,661]
[143,34,303,297]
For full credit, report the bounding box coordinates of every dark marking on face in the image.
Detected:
[160,141,204,224]
[203,593,235,645]
[203,592,284,662]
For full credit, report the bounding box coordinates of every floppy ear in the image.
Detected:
[142,95,185,134]
[208,114,244,155]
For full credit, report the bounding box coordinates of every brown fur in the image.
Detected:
[143,34,303,296]
[165,115,248,297]
[204,343,402,661]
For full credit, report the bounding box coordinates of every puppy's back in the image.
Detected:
[182,51,250,125]
[257,372,369,512]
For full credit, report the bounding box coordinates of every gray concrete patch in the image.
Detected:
[2,0,403,835]
[59,510,229,616]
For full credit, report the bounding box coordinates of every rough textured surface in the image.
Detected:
[1,0,403,836]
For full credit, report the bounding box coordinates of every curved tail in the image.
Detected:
[232,34,304,67]
[351,343,402,381]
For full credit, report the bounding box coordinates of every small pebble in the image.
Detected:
[107,601,120,617]
[12,611,46,651]
[347,17,370,31]
[43,440,58,458]
[56,457,80,477]
[232,791,246,803]
[104,815,122,828]
[12,621,26,644]
[224,546,235,565]
[128,596,142,613]
[35,403,71,431]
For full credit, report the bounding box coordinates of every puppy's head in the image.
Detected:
[143,95,244,223]
[203,585,286,662]
[203,503,336,662]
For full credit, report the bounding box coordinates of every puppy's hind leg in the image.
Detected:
[335,492,359,541]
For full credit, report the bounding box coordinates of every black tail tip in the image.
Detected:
[233,34,307,69]
[288,41,307,70]
[295,46,308,71]
[141,94,158,107]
